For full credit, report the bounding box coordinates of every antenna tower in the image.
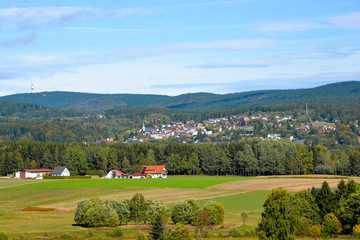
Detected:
[31,83,35,94]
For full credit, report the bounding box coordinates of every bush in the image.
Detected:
[83,204,119,227]
[167,224,191,240]
[145,199,166,224]
[109,227,123,237]
[85,231,94,238]
[136,231,147,240]
[353,224,360,239]
[0,232,8,240]
[105,199,131,225]
[203,201,225,225]
[74,198,102,226]
[308,225,321,238]
[171,200,197,224]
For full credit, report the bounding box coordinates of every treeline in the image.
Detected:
[257,180,360,239]
[1,140,360,177]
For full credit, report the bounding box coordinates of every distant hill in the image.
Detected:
[1,81,359,112]
[0,101,85,119]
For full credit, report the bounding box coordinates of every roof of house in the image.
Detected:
[52,167,68,175]
[110,170,124,177]
[25,169,53,173]
[141,165,166,175]
[132,172,147,176]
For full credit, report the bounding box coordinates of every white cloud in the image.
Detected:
[253,20,331,32]
[0,6,158,31]
[328,11,360,30]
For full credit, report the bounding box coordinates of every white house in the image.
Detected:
[105,170,129,179]
[141,165,167,178]
[51,167,70,176]
[15,169,52,179]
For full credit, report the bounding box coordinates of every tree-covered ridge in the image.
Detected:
[0,102,359,147]
[1,81,359,112]
[0,101,85,119]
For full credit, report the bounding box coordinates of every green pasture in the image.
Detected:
[5,176,255,190]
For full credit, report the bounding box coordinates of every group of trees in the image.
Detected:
[1,140,360,177]
[257,180,360,239]
[74,193,224,240]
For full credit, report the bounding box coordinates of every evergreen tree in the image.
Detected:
[316,181,336,218]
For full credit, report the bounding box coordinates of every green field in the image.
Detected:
[5,176,256,190]
[0,176,353,239]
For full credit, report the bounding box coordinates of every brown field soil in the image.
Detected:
[209,178,360,192]
[46,188,246,209]
[256,174,354,179]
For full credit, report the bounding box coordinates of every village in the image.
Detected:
[120,113,341,144]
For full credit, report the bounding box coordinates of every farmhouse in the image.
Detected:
[15,169,52,179]
[141,165,167,178]
[51,167,70,176]
[105,170,129,179]
[132,172,147,179]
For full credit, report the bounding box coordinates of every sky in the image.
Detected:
[0,0,359,96]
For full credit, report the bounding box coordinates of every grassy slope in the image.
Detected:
[6,176,255,190]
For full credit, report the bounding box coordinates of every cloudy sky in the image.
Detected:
[0,0,359,96]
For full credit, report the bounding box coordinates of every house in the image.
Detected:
[15,169,52,179]
[132,172,147,179]
[51,167,70,176]
[105,170,128,179]
[140,165,167,178]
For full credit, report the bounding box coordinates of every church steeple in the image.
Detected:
[142,122,146,132]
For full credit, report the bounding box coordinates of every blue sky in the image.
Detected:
[0,0,359,96]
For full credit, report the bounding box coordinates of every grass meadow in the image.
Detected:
[0,176,356,239]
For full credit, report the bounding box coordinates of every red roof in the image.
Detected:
[110,170,124,177]
[133,173,146,176]
[141,165,166,174]
[25,169,52,173]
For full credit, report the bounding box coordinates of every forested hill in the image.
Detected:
[1,81,359,112]
[0,101,85,119]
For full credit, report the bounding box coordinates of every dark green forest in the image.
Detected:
[1,81,359,112]
[1,140,360,177]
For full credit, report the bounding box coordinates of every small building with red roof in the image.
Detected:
[105,170,129,179]
[15,169,53,179]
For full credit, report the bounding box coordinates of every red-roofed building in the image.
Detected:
[132,172,147,179]
[15,169,52,179]
[140,165,167,178]
[105,170,129,179]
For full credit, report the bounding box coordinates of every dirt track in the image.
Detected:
[209,178,360,192]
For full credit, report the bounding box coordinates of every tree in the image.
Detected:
[241,211,248,226]
[337,191,360,234]
[316,181,336,218]
[256,187,299,240]
[195,210,211,240]
[202,201,225,225]
[171,200,197,225]
[105,199,131,225]
[130,193,147,224]
[149,211,167,240]
[291,190,321,225]
[321,213,341,238]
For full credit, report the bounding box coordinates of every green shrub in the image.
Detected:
[0,232,8,240]
[203,201,225,225]
[85,230,94,238]
[136,231,147,240]
[61,232,72,238]
[167,224,191,240]
[145,199,166,224]
[83,204,119,227]
[105,199,131,225]
[109,227,123,237]
[74,198,102,226]
[171,200,197,224]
